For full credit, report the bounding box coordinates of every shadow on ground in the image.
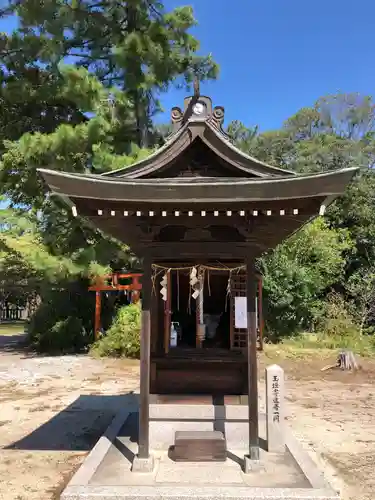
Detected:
[114,412,139,463]
[5,393,138,452]
[0,333,29,355]
[0,332,91,359]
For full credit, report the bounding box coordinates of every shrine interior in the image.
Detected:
[169,270,231,351]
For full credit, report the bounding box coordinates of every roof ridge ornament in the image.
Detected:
[193,76,200,98]
[170,81,230,140]
[208,105,231,141]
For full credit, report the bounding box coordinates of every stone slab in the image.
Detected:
[284,426,333,491]
[266,365,285,453]
[62,484,339,500]
[150,420,214,449]
[66,406,136,488]
[61,407,339,500]
[175,430,225,440]
[156,461,244,485]
[90,436,156,486]
[149,407,267,450]
[173,430,226,462]
[150,419,265,450]
[150,403,261,421]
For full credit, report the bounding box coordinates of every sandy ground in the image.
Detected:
[259,349,375,500]
[0,335,374,500]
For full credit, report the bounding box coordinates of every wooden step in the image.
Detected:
[172,431,227,462]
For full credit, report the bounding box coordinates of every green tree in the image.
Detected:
[260,218,352,338]
[0,2,218,352]
[234,93,375,174]
[327,169,375,271]
[235,93,375,277]
[0,0,218,149]
[226,120,258,151]
[0,0,218,259]
[346,267,375,335]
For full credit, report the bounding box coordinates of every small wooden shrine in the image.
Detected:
[38,86,357,465]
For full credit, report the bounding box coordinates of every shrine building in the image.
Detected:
[38,88,357,467]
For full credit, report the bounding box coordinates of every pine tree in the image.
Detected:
[1,1,218,148]
[0,2,219,351]
[0,0,218,261]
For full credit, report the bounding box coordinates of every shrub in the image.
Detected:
[27,278,95,353]
[316,292,358,341]
[283,293,375,356]
[90,303,140,358]
[32,316,88,353]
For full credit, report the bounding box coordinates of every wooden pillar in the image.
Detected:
[132,275,141,303]
[246,258,260,460]
[195,272,204,348]
[151,279,158,355]
[258,276,264,351]
[94,291,101,341]
[138,258,152,459]
[163,270,171,354]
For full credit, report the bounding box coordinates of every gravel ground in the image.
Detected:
[0,334,374,500]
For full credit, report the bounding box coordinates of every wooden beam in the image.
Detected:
[89,283,142,292]
[88,273,143,291]
[145,242,261,260]
[246,258,260,460]
[138,258,152,459]
[72,196,323,217]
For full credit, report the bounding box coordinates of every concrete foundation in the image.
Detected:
[131,455,155,473]
[60,403,339,500]
[149,403,257,450]
[243,455,264,474]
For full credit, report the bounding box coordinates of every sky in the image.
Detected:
[0,0,375,132]
[162,0,375,130]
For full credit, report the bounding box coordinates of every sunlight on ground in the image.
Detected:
[263,343,335,361]
[0,323,25,336]
[264,331,375,359]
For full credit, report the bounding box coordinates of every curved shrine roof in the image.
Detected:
[38,92,358,211]
[38,167,357,204]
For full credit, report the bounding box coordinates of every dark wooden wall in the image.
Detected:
[150,355,247,395]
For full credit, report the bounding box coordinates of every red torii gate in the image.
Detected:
[89,273,142,340]
[89,272,264,349]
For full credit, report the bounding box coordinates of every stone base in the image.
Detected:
[61,408,339,500]
[268,442,286,453]
[243,455,265,474]
[131,454,155,473]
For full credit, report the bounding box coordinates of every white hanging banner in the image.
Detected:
[235,296,247,329]
[160,273,168,301]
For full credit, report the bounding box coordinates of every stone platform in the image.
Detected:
[61,403,339,500]
[149,401,262,450]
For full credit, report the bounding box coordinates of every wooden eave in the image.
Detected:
[38,167,358,205]
[103,120,296,179]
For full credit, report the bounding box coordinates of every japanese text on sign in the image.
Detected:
[272,374,280,423]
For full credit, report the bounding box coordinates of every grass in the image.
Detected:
[0,322,25,336]
[263,341,335,361]
[279,332,375,357]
